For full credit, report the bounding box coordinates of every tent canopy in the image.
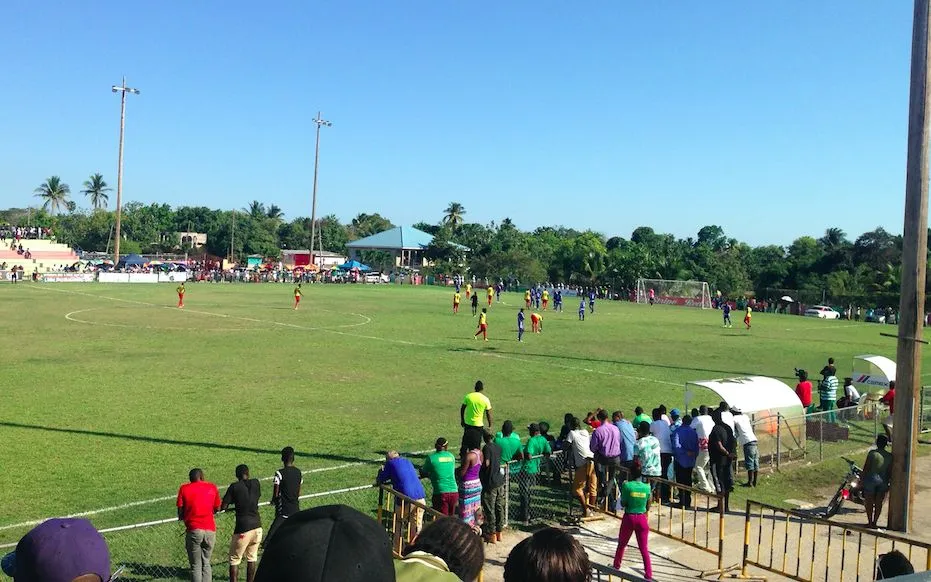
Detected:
[684,376,803,415]
[118,253,147,266]
[345,226,470,252]
[339,260,371,271]
[852,354,896,393]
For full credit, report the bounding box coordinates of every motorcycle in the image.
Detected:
[824,457,865,518]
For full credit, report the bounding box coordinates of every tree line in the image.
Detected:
[3,179,918,305]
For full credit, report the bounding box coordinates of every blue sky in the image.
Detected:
[0,1,916,245]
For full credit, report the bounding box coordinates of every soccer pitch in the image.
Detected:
[0,282,909,544]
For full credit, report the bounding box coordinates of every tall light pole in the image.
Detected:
[111,77,140,265]
[309,112,331,270]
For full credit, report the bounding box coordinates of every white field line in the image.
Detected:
[0,450,430,534]
[0,484,383,549]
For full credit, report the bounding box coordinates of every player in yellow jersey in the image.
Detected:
[531,311,543,333]
[474,308,488,341]
[487,285,494,306]
[542,289,549,310]
[453,291,461,314]
[176,282,185,309]
[294,283,303,310]
[465,283,472,299]
[744,305,752,330]
[524,289,532,308]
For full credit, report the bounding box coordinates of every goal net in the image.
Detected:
[636,278,712,309]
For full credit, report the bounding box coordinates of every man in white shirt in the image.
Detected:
[650,409,673,502]
[732,409,759,488]
[718,402,735,432]
[839,377,862,409]
[565,417,597,517]
[690,405,716,493]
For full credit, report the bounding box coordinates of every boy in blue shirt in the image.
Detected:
[518,309,526,342]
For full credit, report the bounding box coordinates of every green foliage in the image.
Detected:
[33,176,71,215]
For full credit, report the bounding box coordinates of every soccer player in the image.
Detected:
[453,291,461,314]
[722,302,732,328]
[579,299,586,321]
[542,288,549,310]
[744,305,752,330]
[293,283,303,310]
[535,288,541,309]
[518,308,526,342]
[474,308,489,341]
[177,282,185,309]
[487,285,494,306]
[555,289,563,312]
[531,311,542,333]
[471,292,479,316]
[495,283,502,302]
[466,282,472,299]
[588,289,596,313]
[524,289,532,309]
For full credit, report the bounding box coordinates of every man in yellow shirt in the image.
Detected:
[293,283,303,310]
[176,283,185,309]
[474,308,488,341]
[461,380,492,453]
[465,283,472,299]
[524,289,532,309]
[542,289,550,310]
[453,291,461,314]
[486,285,494,306]
[744,305,752,330]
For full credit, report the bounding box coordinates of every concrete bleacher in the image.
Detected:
[0,238,80,273]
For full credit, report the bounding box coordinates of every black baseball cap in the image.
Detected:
[255,505,395,582]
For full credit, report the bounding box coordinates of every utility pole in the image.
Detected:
[230,211,236,266]
[111,77,140,265]
[309,112,332,271]
[889,0,931,533]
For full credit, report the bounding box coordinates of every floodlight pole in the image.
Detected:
[112,77,140,266]
[309,112,331,271]
[889,0,931,533]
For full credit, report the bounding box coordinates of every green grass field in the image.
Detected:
[0,282,917,546]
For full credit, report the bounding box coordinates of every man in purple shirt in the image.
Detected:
[589,410,621,511]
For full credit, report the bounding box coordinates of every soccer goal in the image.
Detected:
[636,278,712,309]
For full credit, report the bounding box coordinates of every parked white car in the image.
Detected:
[804,305,841,319]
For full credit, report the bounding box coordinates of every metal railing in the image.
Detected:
[376,484,445,556]
[741,500,931,581]
[590,562,652,581]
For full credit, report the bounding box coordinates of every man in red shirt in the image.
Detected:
[795,370,814,413]
[881,381,896,441]
[177,468,222,582]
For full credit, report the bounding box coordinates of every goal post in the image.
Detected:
[636,278,712,309]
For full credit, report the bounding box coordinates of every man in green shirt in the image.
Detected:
[633,406,652,428]
[494,420,523,466]
[517,423,552,523]
[862,434,894,529]
[420,437,459,516]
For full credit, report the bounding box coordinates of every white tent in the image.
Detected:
[684,376,806,461]
[852,354,896,394]
[684,376,804,416]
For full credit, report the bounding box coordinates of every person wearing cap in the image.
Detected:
[732,409,759,488]
[421,438,459,516]
[461,380,493,454]
[221,464,262,582]
[669,408,683,432]
[1,518,112,582]
[177,468,222,582]
[517,423,552,523]
[255,504,395,582]
[377,451,427,545]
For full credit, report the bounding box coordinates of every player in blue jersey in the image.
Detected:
[579,299,586,321]
[588,289,596,313]
[722,302,732,328]
[518,308,526,342]
[554,290,563,312]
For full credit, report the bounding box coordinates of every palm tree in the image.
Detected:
[819,227,848,249]
[34,176,71,215]
[266,204,284,221]
[443,202,466,228]
[81,173,111,210]
[245,200,265,219]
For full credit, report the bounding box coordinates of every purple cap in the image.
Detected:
[5,518,110,582]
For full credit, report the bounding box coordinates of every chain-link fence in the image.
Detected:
[747,401,883,473]
[922,386,931,434]
[504,451,569,526]
[0,485,381,582]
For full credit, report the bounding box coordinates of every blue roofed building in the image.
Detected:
[345,226,467,269]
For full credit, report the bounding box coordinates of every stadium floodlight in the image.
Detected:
[111,77,141,265]
[309,112,332,270]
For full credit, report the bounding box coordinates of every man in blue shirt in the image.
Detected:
[554,290,563,312]
[589,289,596,313]
[612,410,637,485]
[722,303,732,328]
[672,416,699,509]
[376,451,426,540]
[579,299,586,321]
[517,309,526,342]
